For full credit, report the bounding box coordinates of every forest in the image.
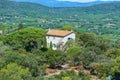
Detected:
[0,27,120,80]
[0,0,120,80]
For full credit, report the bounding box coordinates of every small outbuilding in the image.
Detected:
[0,30,3,35]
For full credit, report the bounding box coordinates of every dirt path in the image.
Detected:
[45,68,63,77]
[45,65,100,80]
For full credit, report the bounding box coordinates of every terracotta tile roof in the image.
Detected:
[46,29,73,37]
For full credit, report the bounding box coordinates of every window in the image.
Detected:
[53,37,55,39]
[68,37,71,40]
[52,43,56,48]
[48,36,49,39]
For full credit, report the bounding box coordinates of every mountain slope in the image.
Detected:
[12,0,110,7]
[1,0,120,39]
[0,0,49,16]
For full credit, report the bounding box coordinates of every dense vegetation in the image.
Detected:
[1,0,120,39]
[0,0,120,79]
[0,27,120,80]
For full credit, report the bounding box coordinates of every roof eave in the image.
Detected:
[46,32,74,37]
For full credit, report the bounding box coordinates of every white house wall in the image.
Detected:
[46,36,63,50]
[63,33,75,45]
[46,32,75,50]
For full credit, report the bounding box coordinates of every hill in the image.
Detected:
[1,0,120,39]
[12,0,110,7]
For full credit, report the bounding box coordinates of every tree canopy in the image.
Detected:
[3,27,46,51]
[0,63,32,80]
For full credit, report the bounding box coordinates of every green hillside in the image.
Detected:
[0,27,120,80]
[1,0,120,39]
[1,1,120,79]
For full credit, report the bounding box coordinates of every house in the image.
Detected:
[46,29,75,50]
[0,30,3,35]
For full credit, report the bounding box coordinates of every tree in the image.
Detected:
[112,56,120,80]
[112,56,120,73]
[46,50,66,68]
[114,40,120,48]
[0,63,32,80]
[50,41,52,50]
[18,23,23,30]
[61,25,73,31]
[105,48,120,58]
[2,52,45,77]
[63,39,75,51]
[76,32,97,48]
[66,46,81,65]
[3,27,46,51]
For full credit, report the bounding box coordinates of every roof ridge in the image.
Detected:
[46,29,73,37]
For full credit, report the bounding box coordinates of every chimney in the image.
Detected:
[48,28,51,32]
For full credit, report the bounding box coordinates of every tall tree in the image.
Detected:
[18,23,23,30]
[3,27,46,51]
[61,25,73,31]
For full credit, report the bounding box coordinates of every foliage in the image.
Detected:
[1,0,120,79]
[95,63,113,78]
[67,46,80,60]
[61,25,73,31]
[18,23,24,30]
[1,52,46,77]
[81,77,90,80]
[0,26,120,79]
[64,39,75,51]
[105,48,120,58]
[3,27,46,51]
[50,41,52,50]
[112,56,120,73]
[46,50,66,68]
[0,63,32,80]
[52,70,91,80]
[62,77,72,80]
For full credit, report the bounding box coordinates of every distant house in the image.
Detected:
[0,30,3,35]
[46,29,75,50]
